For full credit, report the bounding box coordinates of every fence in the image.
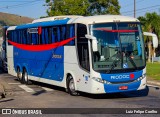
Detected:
[152,57,160,63]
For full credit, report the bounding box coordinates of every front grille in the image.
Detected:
[109,79,137,84]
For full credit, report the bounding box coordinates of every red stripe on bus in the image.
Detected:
[8,37,75,51]
[95,28,138,32]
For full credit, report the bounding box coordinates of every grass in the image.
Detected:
[146,62,160,80]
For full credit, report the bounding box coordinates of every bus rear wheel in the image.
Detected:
[67,75,79,96]
[22,68,29,85]
[17,67,21,81]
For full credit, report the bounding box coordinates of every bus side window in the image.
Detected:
[20,30,22,43]
[41,28,45,44]
[51,28,55,43]
[17,30,19,43]
[57,27,60,42]
[20,30,23,44]
[22,30,24,44]
[60,25,66,41]
[7,31,11,45]
[12,31,15,42]
[37,27,42,45]
[38,26,65,44]
[40,27,50,44]
[23,30,27,44]
[14,31,17,43]
[70,25,75,45]
[27,30,30,44]
[29,32,32,45]
[45,28,49,44]
[11,31,13,42]
[18,30,20,43]
[66,24,75,45]
[32,33,37,45]
[53,27,58,42]
[48,27,52,44]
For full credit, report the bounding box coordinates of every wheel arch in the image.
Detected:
[22,64,29,76]
[16,64,22,73]
[65,71,77,90]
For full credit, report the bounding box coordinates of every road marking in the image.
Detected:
[19,85,35,92]
[41,87,54,91]
[8,83,21,85]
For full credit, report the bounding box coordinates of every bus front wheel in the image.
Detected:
[67,75,79,96]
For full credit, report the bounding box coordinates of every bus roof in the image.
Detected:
[7,15,140,31]
[32,15,82,23]
[7,18,70,30]
[7,26,17,31]
[68,15,140,24]
[3,26,9,29]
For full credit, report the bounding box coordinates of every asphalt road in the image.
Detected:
[0,72,160,117]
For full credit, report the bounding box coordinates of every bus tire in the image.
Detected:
[22,68,29,85]
[17,67,21,81]
[67,75,79,96]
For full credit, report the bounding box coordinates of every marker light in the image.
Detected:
[135,73,146,82]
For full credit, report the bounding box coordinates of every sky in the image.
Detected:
[0,0,160,19]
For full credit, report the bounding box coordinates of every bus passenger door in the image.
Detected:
[77,24,90,72]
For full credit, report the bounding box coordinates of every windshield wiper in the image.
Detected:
[125,52,138,70]
[106,51,121,73]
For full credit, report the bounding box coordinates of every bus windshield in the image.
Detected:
[90,22,145,73]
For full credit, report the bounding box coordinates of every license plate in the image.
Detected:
[119,86,128,90]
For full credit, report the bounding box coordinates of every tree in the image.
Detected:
[138,12,160,62]
[45,0,120,16]
[46,0,90,16]
[88,0,120,15]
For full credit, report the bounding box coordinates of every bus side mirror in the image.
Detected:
[85,35,98,52]
[143,32,158,48]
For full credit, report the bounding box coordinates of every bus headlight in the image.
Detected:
[136,73,146,81]
[142,73,146,78]
[92,77,111,84]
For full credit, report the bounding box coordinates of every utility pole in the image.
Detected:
[134,0,136,18]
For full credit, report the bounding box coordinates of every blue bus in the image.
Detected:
[6,15,147,95]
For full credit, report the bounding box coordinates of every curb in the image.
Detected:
[147,80,160,87]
